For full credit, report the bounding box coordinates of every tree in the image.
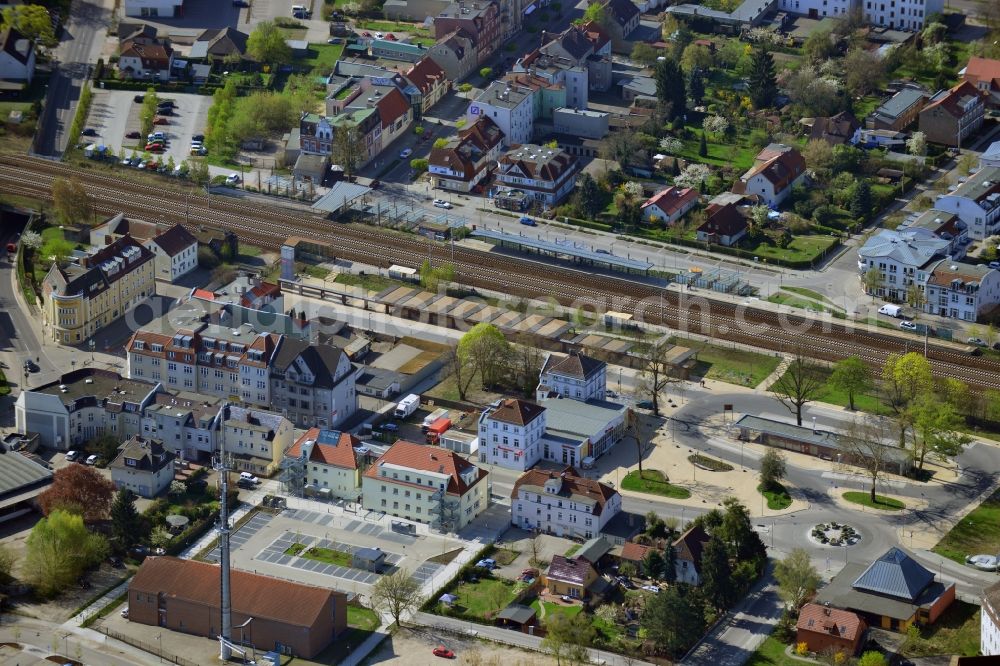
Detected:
[247,20,293,65]
[140,87,160,139]
[0,544,15,580]
[582,1,606,26]
[700,535,733,609]
[906,131,927,157]
[20,229,42,251]
[542,611,594,665]
[445,345,474,401]
[843,47,885,97]
[829,356,870,411]
[1,5,57,46]
[858,652,888,666]
[662,543,677,583]
[850,179,873,222]
[599,126,640,167]
[803,29,838,63]
[881,352,933,444]
[718,497,766,565]
[638,338,682,416]
[110,489,143,552]
[748,47,777,110]
[905,282,927,311]
[189,159,211,187]
[38,464,115,523]
[841,416,896,504]
[680,43,713,73]
[24,510,109,597]
[688,68,706,105]
[479,66,493,79]
[574,172,601,219]
[774,548,820,610]
[759,449,787,492]
[802,138,835,179]
[644,549,665,580]
[659,136,683,154]
[862,266,881,298]
[614,182,642,231]
[771,353,825,426]
[410,158,428,173]
[642,585,707,656]
[51,177,93,226]
[911,397,971,470]
[631,42,660,66]
[457,323,510,389]
[675,163,711,189]
[654,57,686,121]
[370,569,422,626]
[332,121,364,178]
[432,137,448,149]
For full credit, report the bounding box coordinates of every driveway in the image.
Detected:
[121,0,247,30]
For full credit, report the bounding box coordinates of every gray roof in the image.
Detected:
[858,228,950,269]
[945,166,1000,204]
[730,0,774,22]
[497,604,536,624]
[312,181,372,213]
[874,88,925,122]
[621,76,656,97]
[734,415,911,465]
[816,560,951,621]
[475,81,534,110]
[981,141,1000,164]
[575,536,613,564]
[0,447,52,505]
[223,405,286,438]
[542,397,628,442]
[541,350,606,381]
[33,369,158,411]
[852,547,935,601]
[354,546,386,561]
[471,228,652,271]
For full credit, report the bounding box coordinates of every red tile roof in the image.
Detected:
[641,186,698,217]
[120,39,173,68]
[963,56,1000,92]
[579,20,611,51]
[376,86,411,130]
[620,541,655,563]
[698,203,748,237]
[744,149,805,191]
[363,440,486,496]
[406,56,446,94]
[796,603,866,641]
[286,427,358,469]
[130,556,344,627]
[510,466,617,515]
[673,524,710,573]
[922,80,984,119]
[486,398,546,426]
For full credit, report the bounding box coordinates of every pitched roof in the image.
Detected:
[286,427,359,470]
[859,228,950,268]
[796,603,866,641]
[873,88,925,122]
[809,110,860,145]
[546,554,593,585]
[270,338,351,390]
[363,440,486,496]
[852,547,935,602]
[641,186,698,216]
[579,20,611,51]
[698,203,748,237]
[109,436,174,473]
[406,56,446,94]
[620,541,655,563]
[120,39,173,68]
[130,556,343,627]
[546,25,592,61]
[195,27,248,56]
[511,466,617,513]
[499,144,577,183]
[673,524,710,572]
[575,536,613,564]
[52,234,154,300]
[927,260,996,288]
[540,350,605,380]
[0,27,33,67]
[487,398,546,426]
[459,115,503,151]
[743,146,805,191]
[963,56,1000,97]
[375,86,411,129]
[151,223,197,257]
[922,80,984,119]
[603,0,640,26]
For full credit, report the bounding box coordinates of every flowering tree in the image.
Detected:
[674,163,711,189]
[703,115,730,137]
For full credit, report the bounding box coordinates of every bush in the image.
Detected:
[197,246,220,269]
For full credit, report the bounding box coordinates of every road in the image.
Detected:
[35,0,112,157]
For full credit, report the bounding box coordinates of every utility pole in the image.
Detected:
[217,435,232,660]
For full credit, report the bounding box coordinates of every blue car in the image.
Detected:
[519,216,535,226]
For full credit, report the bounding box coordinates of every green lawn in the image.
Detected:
[0,72,49,117]
[285,542,353,567]
[688,454,733,472]
[356,19,432,38]
[901,600,980,658]
[760,482,792,510]
[766,292,845,317]
[447,578,520,620]
[278,27,308,40]
[749,235,839,266]
[529,599,583,621]
[347,605,381,631]
[304,264,331,279]
[621,470,691,499]
[842,491,905,511]
[34,226,78,283]
[746,637,809,666]
[780,286,838,306]
[296,43,345,72]
[787,365,889,415]
[334,272,400,292]
[689,342,782,388]
[675,135,756,172]
[564,544,581,557]
[315,605,382,664]
[933,489,1000,564]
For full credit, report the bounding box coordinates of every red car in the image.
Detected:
[145,144,164,152]
[362,31,371,37]
[126,130,141,139]
[386,33,397,41]
[6,242,15,254]
[432,646,455,659]
[153,117,169,125]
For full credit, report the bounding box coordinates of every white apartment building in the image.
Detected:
[934,166,1000,241]
[510,467,621,540]
[478,398,547,471]
[109,436,175,498]
[776,0,942,30]
[147,224,198,282]
[221,405,293,477]
[284,428,363,501]
[124,0,183,17]
[468,81,535,146]
[140,391,224,459]
[537,350,607,402]
[362,440,488,532]
[857,228,952,302]
[496,143,578,208]
[984,581,1000,656]
[923,260,1000,322]
[268,337,358,429]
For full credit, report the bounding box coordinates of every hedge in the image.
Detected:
[165,510,218,556]
[65,82,93,155]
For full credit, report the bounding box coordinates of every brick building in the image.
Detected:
[796,603,867,656]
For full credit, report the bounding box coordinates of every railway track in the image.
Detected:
[5,154,1000,389]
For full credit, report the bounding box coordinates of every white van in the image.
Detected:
[878,304,903,318]
[239,471,260,484]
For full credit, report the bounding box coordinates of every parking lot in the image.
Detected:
[248,0,331,42]
[85,89,211,167]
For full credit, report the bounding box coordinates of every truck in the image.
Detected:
[426,417,452,444]
[394,394,420,419]
[421,407,449,432]
[878,304,903,318]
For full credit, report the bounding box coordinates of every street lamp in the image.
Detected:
[88,339,95,362]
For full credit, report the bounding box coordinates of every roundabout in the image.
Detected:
[809,521,861,547]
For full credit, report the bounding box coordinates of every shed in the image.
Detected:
[352,546,387,572]
[438,430,478,455]
[496,604,538,631]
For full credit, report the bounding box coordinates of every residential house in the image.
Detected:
[469,81,536,146]
[601,0,640,51]
[147,224,198,282]
[428,116,504,193]
[405,56,449,117]
[896,209,969,257]
[981,141,1000,169]
[496,0,525,40]
[434,0,502,65]
[868,88,926,131]
[856,228,953,302]
[110,435,175,498]
[128,557,347,658]
[370,39,425,63]
[983,581,1000,656]
[574,536,614,567]
[140,390,225,460]
[42,234,156,344]
[777,0,941,30]
[268,337,358,430]
[361,440,488,531]
[733,144,806,208]
[619,75,656,103]
[640,186,699,225]
[478,398,547,470]
[696,203,749,247]
[124,0,183,18]
[189,27,248,61]
[537,350,607,402]
[919,81,985,147]
[383,0,452,20]
[496,143,578,208]
[14,369,159,450]
[514,22,612,110]
[933,166,1000,240]
[619,541,657,575]
[427,30,477,82]
[0,439,53,524]
[369,86,413,153]
[961,56,1000,110]
[221,405,292,477]
[284,427,362,501]
[808,110,860,145]
[673,524,710,585]
[544,555,599,599]
[118,37,174,81]
[510,466,621,539]
[796,604,868,657]
[0,27,35,84]
[923,261,1000,322]
[300,107,381,166]
[815,547,955,632]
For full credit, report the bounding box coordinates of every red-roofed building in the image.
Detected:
[428,116,504,193]
[919,80,986,148]
[118,37,174,82]
[375,86,414,150]
[285,427,363,501]
[497,143,578,207]
[961,56,1000,109]
[796,603,867,656]
[511,467,620,539]
[734,144,806,208]
[641,186,699,225]
[362,440,488,531]
[696,203,748,247]
[674,524,710,585]
[405,56,449,116]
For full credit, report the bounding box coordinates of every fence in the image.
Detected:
[100,627,201,666]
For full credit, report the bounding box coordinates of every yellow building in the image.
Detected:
[42,235,155,344]
[284,427,363,501]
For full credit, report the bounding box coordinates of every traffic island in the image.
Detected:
[842,491,906,511]
[621,470,691,499]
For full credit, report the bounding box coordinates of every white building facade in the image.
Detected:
[511,468,621,540]
[934,166,1000,241]
[776,0,942,29]
[537,351,607,402]
[468,82,535,146]
[123,0,183,17]
[478,399,547,470]
[924,261,1000,322]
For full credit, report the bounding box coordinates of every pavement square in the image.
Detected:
[345,520,361,531]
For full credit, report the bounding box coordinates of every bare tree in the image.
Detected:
[840,416,896,504]
[638,338,683,416]
[370,569,423,627]
[770,352,825,426]
[445,345,475,402]
[528,531,546,568]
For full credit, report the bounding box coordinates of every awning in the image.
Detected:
[524,2,537,14]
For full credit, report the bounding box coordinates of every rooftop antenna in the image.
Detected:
[216,431,233,660]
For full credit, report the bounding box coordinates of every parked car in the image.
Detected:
[519,215,535,226]
[399,147,413,159]
[969,337,987,346]
[386,33,397,41]
[327,37,343,44]
[23,358,39,372]
[145,144,164,152]
[148,131,165,141]
[362,31,372,37]
[899,320,917,331]
[192,134,204,142]
[85,454,99,465]
[233,0,249,6]
[225,173,241,184]
[108,556,124,568]
[125,130,141,139]
[475,558,497,569]
[239,472,260,484]
[65,450,79,462]
[120,608,129,619]
[641,585,660,593]
[432,646,455,659]
[81,128,97,136]
[237,478,256,489]
[433,199,452,209]
[153,117,169,125]
[6,242,16,254]
[375,32,384,39]
[379,423,399,432]
[616,575,635,589]
[369,179,380,188]
[121,156,132,166]
[157,99,175,108]
[635,400,654,410]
